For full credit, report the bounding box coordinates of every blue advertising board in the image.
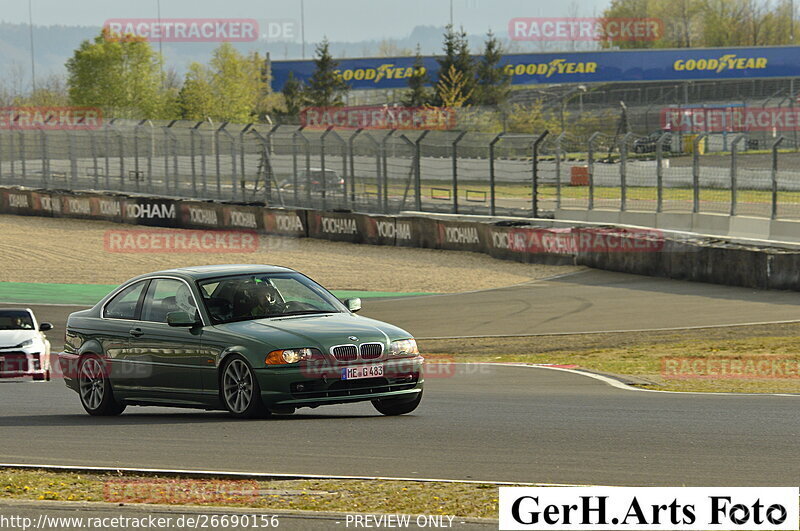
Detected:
[271,46,800,91]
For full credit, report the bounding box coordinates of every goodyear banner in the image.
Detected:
[271,46,800,91]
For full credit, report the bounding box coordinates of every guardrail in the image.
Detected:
[2,185,800,292]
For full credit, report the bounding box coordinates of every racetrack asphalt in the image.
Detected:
[0,365,797,486]
[1,268,799,486]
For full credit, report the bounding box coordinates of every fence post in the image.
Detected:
[452,131,468,214]
[18,129,26,183]
[320,126,335,211]
[214,122,226,199]
[292,128,311,206]
[729,134,746,216]
[39,127,49,189]
[771,136,784,219]
[323,128,347,210]
[655,132,670,213]
[189,121,203,197]
[238,124,254,197]
[397,134,415,211]
[380,129,398,214]
[489,133,505,216]
[691,133,708,213]
[103,121,111,190]
[532,130,549,218]
[114,126,125,192]
[218,123,237,201]
[133,121,142,193]
[619,132,634,212]
[348,128,364,208]
[414,130,430,212]
[162,121,177,195]
[588,132,601,210]
[555,132,565,210]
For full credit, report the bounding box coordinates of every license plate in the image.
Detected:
[341,364,384,380]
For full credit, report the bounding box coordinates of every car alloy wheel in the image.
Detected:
[78,355,125,416]
[222,357,268,418]
[80,357,106,410]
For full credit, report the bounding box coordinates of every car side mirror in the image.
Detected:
[39,322,53,332]
[344,298,362,313]
[167,311,198,327]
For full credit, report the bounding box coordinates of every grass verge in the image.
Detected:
[0,469,502,519]
[419,322,800,394]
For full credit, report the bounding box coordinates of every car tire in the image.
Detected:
[78,355,126,416]
[372,391,422,416]
[220,355,269,419]
[33,371,49,382]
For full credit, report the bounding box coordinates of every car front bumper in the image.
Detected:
[0,350,50,379]
[254,355,424,408]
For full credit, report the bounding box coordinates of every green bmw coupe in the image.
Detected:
[59,265,423,418]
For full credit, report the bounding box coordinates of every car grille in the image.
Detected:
[360,343,383,359]
[331,345,358,361]
[290,375,420,400]
[0,352,30,374]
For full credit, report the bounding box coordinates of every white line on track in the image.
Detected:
[418,319,800,340]
[478,363,800,397]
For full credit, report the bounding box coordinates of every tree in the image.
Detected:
[178,63,214,120]
[208,43,260,123]
[177,43,262,122]
[66,29,166,118]
[436,65,473,108]
[281,72,306,116]
[474,31,511,107]
[434,25,475,106]
[401,46,432,107]
[305,38,350,107]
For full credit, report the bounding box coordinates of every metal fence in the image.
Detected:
[1,119,800,220]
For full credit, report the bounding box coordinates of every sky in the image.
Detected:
[1,0,610,42]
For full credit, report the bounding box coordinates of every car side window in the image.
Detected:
[103,281,146,320]
[141,279,199,323]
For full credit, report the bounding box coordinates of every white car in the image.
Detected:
[0,308,53,381]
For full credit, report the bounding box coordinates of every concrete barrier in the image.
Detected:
[2,185,800,292]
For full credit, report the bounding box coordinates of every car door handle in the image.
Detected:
[129,328,144,337]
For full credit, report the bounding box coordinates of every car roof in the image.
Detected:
[0,308,33,314]
[147,264,297,281]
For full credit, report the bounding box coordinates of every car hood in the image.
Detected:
[0,330,39,348]
[212,312,412,351]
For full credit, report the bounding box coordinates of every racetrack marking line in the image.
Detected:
[417,318,800,340]
[477,363,800,398]
[367,268,589,303]
[0,463,606,488]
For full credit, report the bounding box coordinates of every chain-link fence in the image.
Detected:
[2,119,800,220]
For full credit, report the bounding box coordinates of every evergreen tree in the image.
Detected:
[281,72,306,116]
[474,30,511,107]
[305,38,349,107]
[434,25,475,106]
[401,46,432,107]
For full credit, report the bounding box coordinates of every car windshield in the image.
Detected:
[0,311,34,330]
[198,273,346,324]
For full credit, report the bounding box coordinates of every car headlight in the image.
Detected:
[389,339,418,357]
[17,339,35,348]
[265,348,321,365]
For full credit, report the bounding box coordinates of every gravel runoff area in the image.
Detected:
[0,215,579,293]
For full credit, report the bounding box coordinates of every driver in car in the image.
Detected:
[246,279,284,318]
